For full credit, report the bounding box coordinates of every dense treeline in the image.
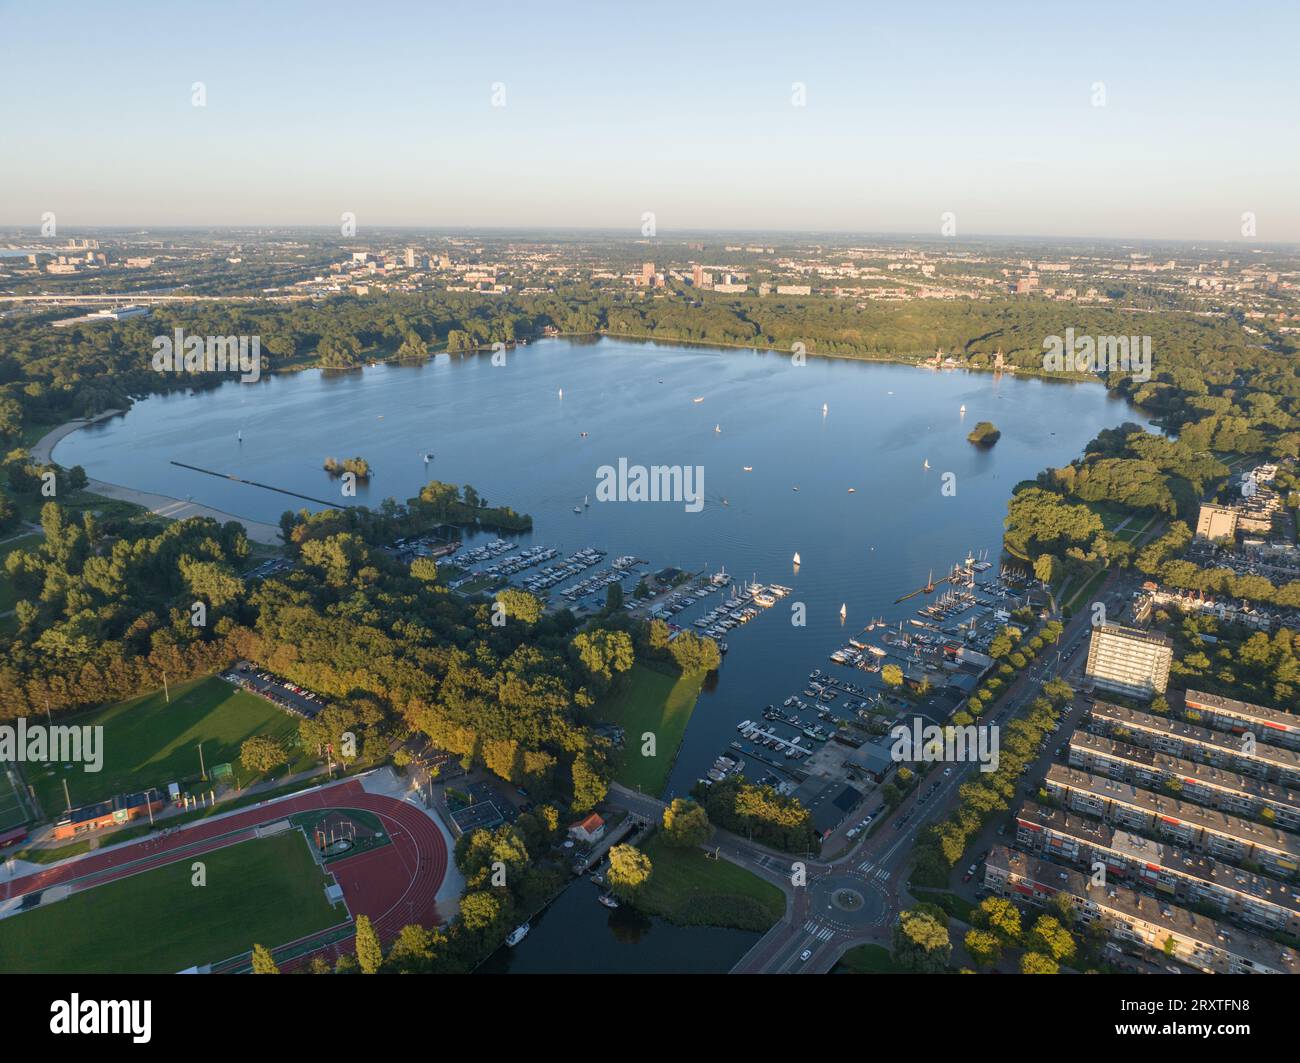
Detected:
[2,286,1287,451]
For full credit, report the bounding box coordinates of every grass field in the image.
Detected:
[0,767,31,831]
[0,831,344,973]
[593,663,706,795]
[634,833,785,932]
[27,675,310,815]
[1063,565,1109,615]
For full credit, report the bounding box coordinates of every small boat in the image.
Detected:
[573,505,582,514]
[743,465,753,472]
[693,396,705,404]
[839,603,847,619]
[847,487,855,493]
[506,923,530,947]
[597,893,620,909]
[793,552,801,566]
[580,431,588,438]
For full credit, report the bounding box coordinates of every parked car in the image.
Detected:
[800,949,813,962]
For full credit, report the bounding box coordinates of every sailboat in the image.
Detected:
[423,451,433,463]
[959,404,967,414]
[822,403,828,415]
[584,495,590,508]
[558,388,564,399]
[839,603,847,620]
[237,429,242,442]
[923,459,931,470]
[793,552,801,566]
[714,424,721,433]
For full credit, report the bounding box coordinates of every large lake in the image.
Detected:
[58,336,1141,806]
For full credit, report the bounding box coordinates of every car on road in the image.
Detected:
[943,767,953,777]
[962,864,976,883]
[800,949,813,962]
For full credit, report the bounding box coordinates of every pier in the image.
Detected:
[169,461,344,508]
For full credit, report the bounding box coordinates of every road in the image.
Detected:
[604,565,1144,974]
[731,568,1136,973]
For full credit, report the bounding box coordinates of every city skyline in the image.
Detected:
[3,0,1298,240]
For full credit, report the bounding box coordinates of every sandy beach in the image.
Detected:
[31,412,284,546]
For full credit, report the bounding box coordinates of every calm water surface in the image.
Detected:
[59,339,1142,970]
[59,337,1142,801]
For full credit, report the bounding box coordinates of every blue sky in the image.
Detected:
[2,0,1297,239]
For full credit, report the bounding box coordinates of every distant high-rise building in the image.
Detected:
[1085,623,1173,700]
[692,264,704,287]
[404,247,416,268]
[1195,503,1239,543]
[642,261,655,283]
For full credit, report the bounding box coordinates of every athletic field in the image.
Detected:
[0,767,31,832]
[28,675,309,814]
[0,831,343,973]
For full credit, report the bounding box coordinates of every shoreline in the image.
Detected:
[24,335,1128,554]
[31,414,283,546]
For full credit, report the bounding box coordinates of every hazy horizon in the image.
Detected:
[3,0,1298,241]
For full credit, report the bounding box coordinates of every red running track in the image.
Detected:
[1,779,448,960]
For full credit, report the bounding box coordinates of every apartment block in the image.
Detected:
[1087,700,1300,787]
[1084,624,1172,700]
[1183,688,1300,751]
[1014,801,1300,936]
[984,846,1299,973]
[1067,730,1300,830]
[1044,764,1300,878]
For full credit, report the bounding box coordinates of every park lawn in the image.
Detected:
[1063,565,1109,615]
[912,887,977,924]
[593,662,706,795]
[27,675,309,815]
[0,832,343,973]
[835,943,901,974]
[1085,502,1131,531]
[634,833,785,932]
[0,534,43,612]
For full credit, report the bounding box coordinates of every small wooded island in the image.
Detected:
[323,455,373,479]
[967,421,1001,447]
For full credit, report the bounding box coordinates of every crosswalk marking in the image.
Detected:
[802,920,835,941]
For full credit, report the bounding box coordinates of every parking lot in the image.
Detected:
[224,663,325,719]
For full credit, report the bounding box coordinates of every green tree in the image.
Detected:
[892,908,952,973]
[607,843,653,899]
[250,943,279,974]
[354,914,384,974]
[661,798,711,848]
[239,734,286,775]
